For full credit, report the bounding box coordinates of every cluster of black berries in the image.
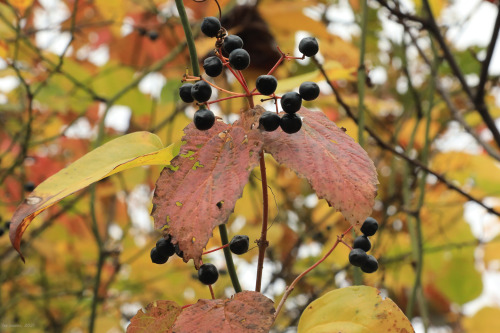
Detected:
[150,236,183,264]
[348,217,379,273]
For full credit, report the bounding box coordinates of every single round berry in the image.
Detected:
[229,235,250,255]
[5,221,11,229]
[361,217,379,236]
[174,243,184,258]
[259,111,281,132]
[201,16,221,38]
[361,255,379,273]
[256,75,278,95]
[223,35,244,54]
[280,113,302,134]
[24,181,35,192]
[348,248,368,267]
[203,56,223,77]
[281,92,302,114]
[353,235,371,252]
[299,81,320,101]
[191,81,212,102]
[198,263,219,285]
[179,83,194,103]
[150,247,168,264]
[156,237,175,257]
[193,109,215,131]
[0,228,4,237]
[148,31,159,41]
[298,37,319,57]
[229,49,250,71]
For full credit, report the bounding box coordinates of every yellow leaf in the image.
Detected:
[298,286,414,333]
[463,307,500,333]
[11,0,34,13]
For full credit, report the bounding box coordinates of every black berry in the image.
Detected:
[280,92,302,114]
[361,255,379,273]
[191,81,212,102]
[0,228,4,237]
[174,243,184,258]
[259,111,281,132]
[229,49,250,71]
[299,81,320,101]
[5,221,11,229]
[223,35,244,54]
[361,217,379,236]
[201,17,221,38]
[256,75,278,95]
[198,263,219,285]
[150,247,168,264]
[298,37,319,57]
[229,235,249,255]
[156,237,175,257]
[353,235,371,252]
[193,109,215,131]
[348,248,368,267]
[280,113,302,134]
[179,83,194,103]
[203,56,223,77]
[148,31,159,41]
[24,181,35,192]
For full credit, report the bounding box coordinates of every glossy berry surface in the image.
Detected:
[156,237,175,257]
[223,35,244,54]
[179,83,194,103]
[299,81,320,101]
[353,235,371,252]
[298,37,319,57]
[201,17,221,38]
[203,56,223,77]
[194,109,215,131]
[361,255,379,273]
[229,49,250,70]
[256,75,278,95]
[280,113,302,134]
[174,243,184,258]
[198,263,219,285]
[348,248,368,267]
[229,235,250,255]
[150,247,168,264]
[259,111,280,132]
[148,31,159,41]
[361,217,379,236]
[191,81,212,102]
[280,92,302,114]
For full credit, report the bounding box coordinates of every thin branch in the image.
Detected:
[255,151,269,292]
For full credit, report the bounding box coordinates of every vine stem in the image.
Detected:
[255,151,269,292]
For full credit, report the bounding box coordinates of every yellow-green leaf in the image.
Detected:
[10,132,177,260]
[298,286,414,333]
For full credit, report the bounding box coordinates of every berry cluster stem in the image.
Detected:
[255,151,269,292]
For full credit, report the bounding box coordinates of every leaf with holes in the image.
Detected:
[127,300,181,333]
[172,291,275,332]
[151,117,262,268]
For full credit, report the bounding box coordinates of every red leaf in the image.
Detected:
[127,300,181,333]
[172,291,275,333]
[259,106,378,226]
[151,118,263,267]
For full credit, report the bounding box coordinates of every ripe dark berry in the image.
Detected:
[348,248,368,267]
[256,75,278,95]
[191,81,212,102]
[223,35,244,54]
[280,113,302,134]
[174,243,184,258]
[361,255,379,273]
[229,235,249,255]
[179,83,194,103]
[198,263,219,285]
[299,81,320,101]
[201,16,221,38]
[229,49,250,71]
[193,109,215,131]
[361,217,379,236]
[353,235,371,252]
[0,228,4,237]
[24,181,35,192]
[148,31,159,41]
[298,37,319,57]
[203,56,223,77]
[259,111,281,132]
[150,247,168,264]
[156,237,175,257]
[281,92,302,114]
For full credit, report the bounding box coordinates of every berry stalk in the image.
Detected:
[218,224,242,293]
[255,151,269,292]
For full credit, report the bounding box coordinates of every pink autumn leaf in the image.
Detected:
[127,300,181,333]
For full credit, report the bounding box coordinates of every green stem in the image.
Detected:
[219,225,242,292]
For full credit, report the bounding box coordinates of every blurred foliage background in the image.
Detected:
[1,0,500,332]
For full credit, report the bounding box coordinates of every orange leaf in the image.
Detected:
[127,300,181,333]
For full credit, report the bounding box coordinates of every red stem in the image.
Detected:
[255,151,269,292]
[202,243,229,255]
[208,284,215,299]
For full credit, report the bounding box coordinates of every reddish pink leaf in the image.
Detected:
[127,300,181,333]
[172,291,275,333]
[151,118,263,267]
[259,106,378,226]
